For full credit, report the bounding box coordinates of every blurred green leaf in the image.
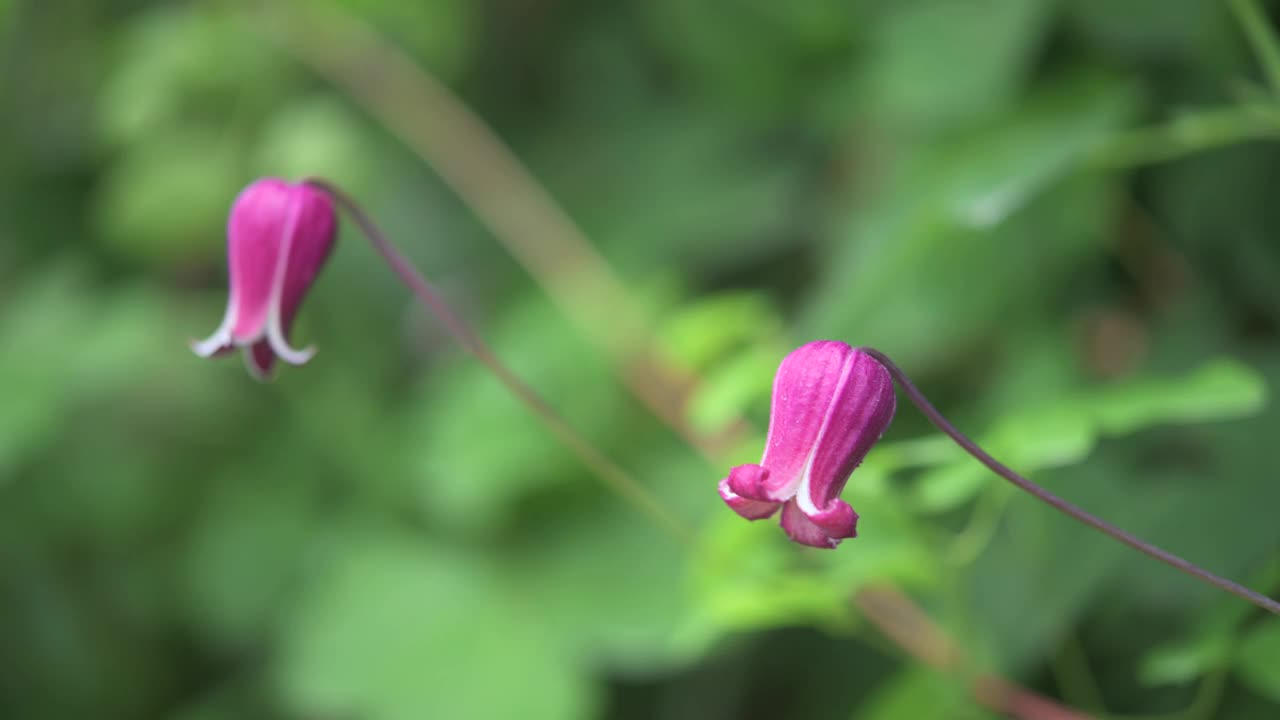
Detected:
[181,474,315,650]
[277,531,595,720]
[1235,620,1280,702]
[95,128,244,264]
[687,344,780,434]
[694,484,936,633]
[805,75,1137,366]
[332,0,474,79]
[0,265,233,480]
[861,0,1055,131]
[513,496,701,672]
[1089,359,1267,433]
[99,6,287,148]
[402,294,629,535]
[1142,557,1280,686]
[641,0,857,113]
[855,668,997,720]
[911,358,1267,513]
[253,95,380,187]
[1066,0,1227,60]
[661,292,783,371]
[540,108,803,273]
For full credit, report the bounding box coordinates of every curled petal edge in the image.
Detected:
[718,475,781,520]
[724,463,799,503]
[780,498,858,549]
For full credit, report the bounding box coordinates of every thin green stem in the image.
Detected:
[946,485,1012,567]
[256,0,734,460]
[1100,667,1228,720]
[1088,104,1280,169]
[308,179,694,543]
[1230,0,1280,96]
[860,347,1280,617]
[1050,632,1109,715]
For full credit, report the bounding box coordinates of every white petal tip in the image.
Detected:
[191,333,230,358]
[275,343,316,366]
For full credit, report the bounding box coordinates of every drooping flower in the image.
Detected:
[718,341,896,548]
[192,178,337,379]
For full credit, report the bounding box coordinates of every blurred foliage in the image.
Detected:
[5,0,1280,718]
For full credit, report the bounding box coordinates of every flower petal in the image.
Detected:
[265,182,336,366]
[191,295,238,358]
[244,341,277,381]
[226,179,294,343]
[753,341,854,499]
[779,499,855,549]
[798,347,896,512]
[719,467,782,519]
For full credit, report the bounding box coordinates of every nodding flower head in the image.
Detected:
[192,178,337,380]
[718,341,896,548]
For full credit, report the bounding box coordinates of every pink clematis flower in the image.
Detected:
[191,178,337,379]
[718,341,897,548]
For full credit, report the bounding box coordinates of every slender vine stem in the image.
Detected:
[306,179,693,543]
[1229,0,1280,97]
[859,347,1280,616]
[257,0,735,459]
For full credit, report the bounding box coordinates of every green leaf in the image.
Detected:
[538,108,802,272]
[693,484,936,633]
[686,344,781,434]
[1141,549,1280,686]
[805,75,1137,366]
[1234,620,1280,702]
[861,0,1055,130]
[402,294,627,535]
[911,359,1268,513]
[1087,359,1267,434]
[332,0,474,79]
[661,292,783,371]
[512,495,701,672]
[855,668,997,720]
[181,475,315,650]
[253,96,380,189]
[277,531,595,720]
[95,128,244,264]
[99,6,287,148]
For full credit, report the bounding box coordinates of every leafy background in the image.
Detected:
[4,0,1280,718]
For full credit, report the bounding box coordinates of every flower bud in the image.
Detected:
[718,341,896,548]
[192,178,336,379]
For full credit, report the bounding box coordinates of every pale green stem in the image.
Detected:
[308,179,694,543]
[1089,104,1280,169]
[1229,0,1280,97]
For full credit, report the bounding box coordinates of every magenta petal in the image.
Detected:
[799,497,858,539]
[193,177,338,379]
[780,499,853,549]
[719,475,782,520]
[712,340,897,548]
[267,182,336,364]
[753,341,854,498]
[226,179,294,343]
[245,341,277,381]
[798,346,896,513]
[723,464,773,501]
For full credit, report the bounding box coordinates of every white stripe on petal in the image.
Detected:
[263,190,316,366]
[190,296,238,357]
[266,319,316,365]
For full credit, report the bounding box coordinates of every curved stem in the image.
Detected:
[257,0,737,459]
[859,347,1280,617]
[307,179,693,543]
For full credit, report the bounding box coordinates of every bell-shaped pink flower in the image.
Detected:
[718,341,896,548]
[192,178,337,379]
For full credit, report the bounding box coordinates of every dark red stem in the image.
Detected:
[859,347,1280,616]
